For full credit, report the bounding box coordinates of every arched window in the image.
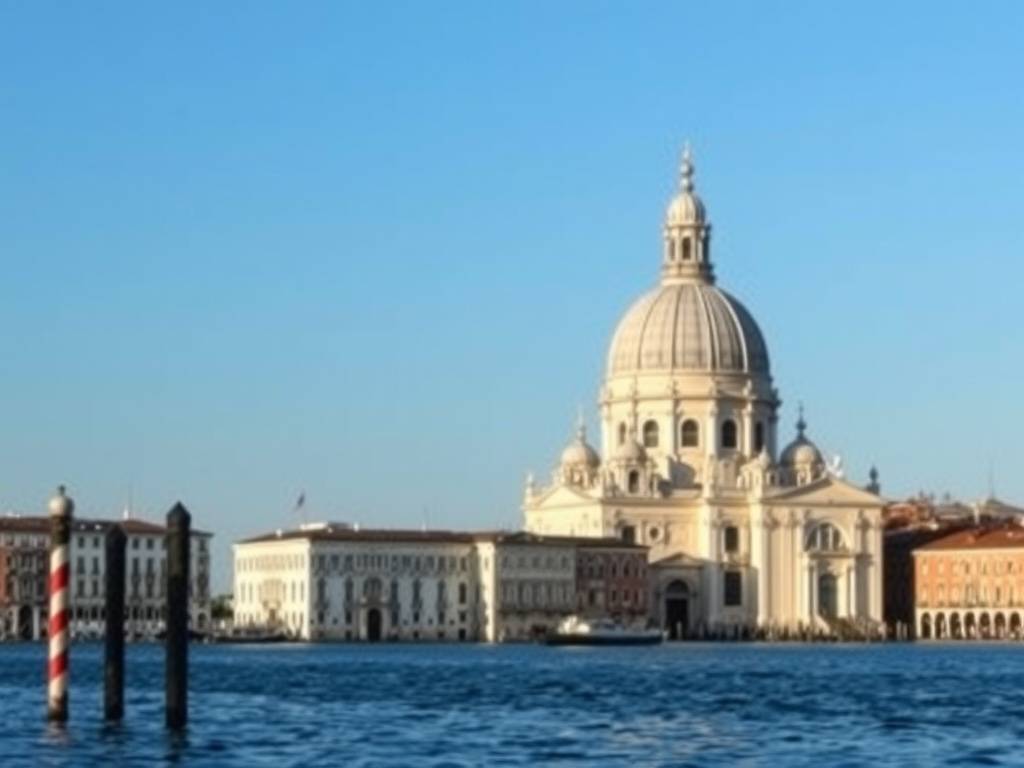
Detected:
[754,422,765,452]
[805,522,845,552]
[642,420,659,448]
[628,471,640,494]
[721,419,738,449]
[618,422,627,446]
[680,419,699,448]
[681,238,692,261]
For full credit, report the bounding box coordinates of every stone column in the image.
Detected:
[847,564,857,619]
[706,519,720,626]
[743,404,754,456]
[706,407,718,460]
[32,606,41,641]
[761,519,771,624]
[808,561,817,622]
[793,520,802,624]
[868,557,878,622]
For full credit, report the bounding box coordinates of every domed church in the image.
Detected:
[524,148,885,637]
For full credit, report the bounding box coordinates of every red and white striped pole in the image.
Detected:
[47,485,74,723]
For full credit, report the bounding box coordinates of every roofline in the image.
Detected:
[235,527,646,550]
[0,514,213,538]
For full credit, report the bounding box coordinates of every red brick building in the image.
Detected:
[0,518,49,640]
[575,541,649,623]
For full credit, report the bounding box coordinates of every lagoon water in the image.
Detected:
[1,642,1022,766]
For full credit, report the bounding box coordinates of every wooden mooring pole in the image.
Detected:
[165,503,191,730]
[46,486,74,723]
[104,525,126,721]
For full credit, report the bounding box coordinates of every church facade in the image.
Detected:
[523,148,885,638]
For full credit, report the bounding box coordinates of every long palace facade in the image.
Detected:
[233,525,647,642]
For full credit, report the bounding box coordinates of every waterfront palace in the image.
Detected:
[233,526,647,642]
[0,513,212,641]
[914,524,1024,640]
[523,148,885,637]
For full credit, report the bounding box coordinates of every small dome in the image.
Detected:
[782,438,823,468]
[561,424,600,469]
[665,190,706,226]
[614,439,647,464]
[780,411,823,468]
[607,283,770,377]
[561,440,600,469]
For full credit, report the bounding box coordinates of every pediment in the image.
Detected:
[528,483,599,509]
[766,475,884,507]
[650,552,707,569]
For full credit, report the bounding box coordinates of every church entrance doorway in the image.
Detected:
[817,572,838,619]
[664,580,689,640]
[366,608,382,642]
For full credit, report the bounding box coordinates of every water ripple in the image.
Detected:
[1,643,1023,766]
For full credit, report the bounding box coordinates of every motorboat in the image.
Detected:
[209,627,290,644]
[546,616,664,646]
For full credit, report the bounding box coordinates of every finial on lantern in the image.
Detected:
[680,142,695,192]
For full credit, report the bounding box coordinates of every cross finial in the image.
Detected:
[575,405,586,440]
[680,142,695,192]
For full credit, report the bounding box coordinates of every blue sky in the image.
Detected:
[2,3,1022,590]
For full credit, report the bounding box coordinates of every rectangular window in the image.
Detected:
[621,526,636,545]
[724,571,742,606]
[724,526,740,554]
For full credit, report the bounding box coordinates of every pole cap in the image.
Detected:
[48,485,74,518]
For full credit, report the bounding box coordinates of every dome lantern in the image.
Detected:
[663,143,713,285]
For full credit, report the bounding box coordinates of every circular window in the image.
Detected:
[649,527,660,541]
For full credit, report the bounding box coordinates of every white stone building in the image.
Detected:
[233,524,645,642]
[523,148,885,638]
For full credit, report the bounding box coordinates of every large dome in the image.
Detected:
[606,146,771,380]
[607,282,770,377]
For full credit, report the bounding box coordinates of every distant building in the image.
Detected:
[0,514,213,640]
[232,526,647,642]
[523,148,885,637]
[883,494,1024,637]
[885,493,1024,532]
[914,523,1024,640]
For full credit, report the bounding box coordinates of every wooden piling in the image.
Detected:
[165,503,190,730]
[104,525,126,721]
[46,486,74,723]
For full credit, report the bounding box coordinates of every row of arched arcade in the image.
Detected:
[919,611,1024,640]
